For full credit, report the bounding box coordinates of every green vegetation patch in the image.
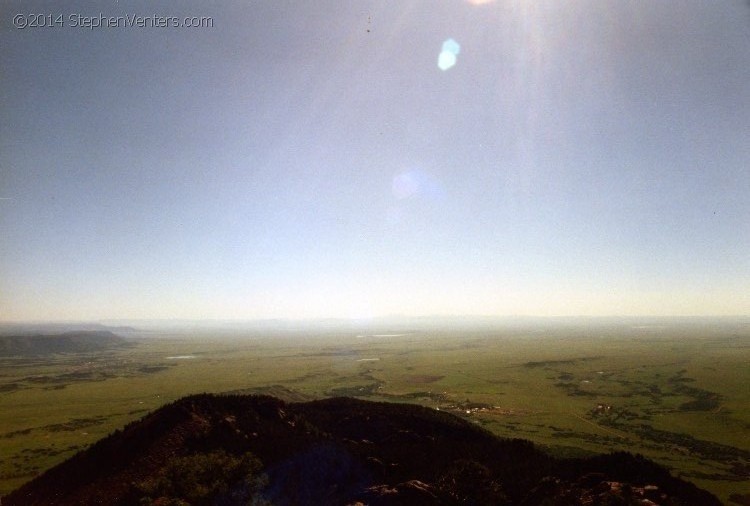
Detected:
[135,449,268,506]
[43,415,110,433]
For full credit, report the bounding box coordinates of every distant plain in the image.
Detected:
[0,319,748,504]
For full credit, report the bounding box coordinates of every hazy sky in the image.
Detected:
[2,1,749,321]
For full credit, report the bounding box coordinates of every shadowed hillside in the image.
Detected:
[4,394,721,505]
[0,331,128,356]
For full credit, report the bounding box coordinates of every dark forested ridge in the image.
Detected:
[0,331,128,356]
[4,394,721,505]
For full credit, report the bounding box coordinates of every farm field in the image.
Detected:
[0,320,748,504]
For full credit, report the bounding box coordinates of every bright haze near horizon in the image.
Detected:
[1,0,749,321]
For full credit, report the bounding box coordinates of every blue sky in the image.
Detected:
[1,0,749,320]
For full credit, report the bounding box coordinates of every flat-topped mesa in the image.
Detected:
[0,331,128,356]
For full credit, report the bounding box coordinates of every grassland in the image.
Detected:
[0,319,748,504]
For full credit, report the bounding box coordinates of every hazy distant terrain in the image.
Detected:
[0,318,748,504]
[0,331,129,357]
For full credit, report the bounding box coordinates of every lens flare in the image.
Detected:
[438,38,461,71]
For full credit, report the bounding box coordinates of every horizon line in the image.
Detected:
[1,314,749,325]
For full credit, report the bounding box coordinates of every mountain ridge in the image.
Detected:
[0,331,129,356]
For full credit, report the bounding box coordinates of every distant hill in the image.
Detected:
[0,323,138,336]
[4,394,720,505]
[0,331,129,356]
